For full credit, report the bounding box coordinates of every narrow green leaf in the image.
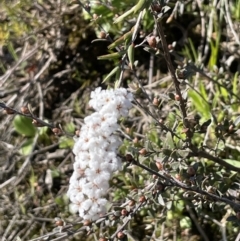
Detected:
[166,201,172,210]
[232,72,238,95]
[113,8,135,24]
[220,86,228,100]
[188,90,210,119]
[188,38,198,62]
[234,116,240,126]
[158,194,165,206]
[103,66,120,83]
[7,42,18,61]
[97,51,126,60]
[91,39,109,44]
[127,43,135,69]
[199,81,208,101]
[108,29,133,50]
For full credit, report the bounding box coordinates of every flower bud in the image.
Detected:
[139,148,147,156]
[228,124,234,133]
[52,128,62,135]
[158,119,164,124]
[99,238,108,241]
[155,161,163,171]
[121,209,129,216]
[21,106,30,114]
[147,36,157,48]
[181,128,190,135]
[133,137,138,144]
[55,217,64,227]
[139,195,146,203]
[124,127,129,133]
[153,97,159,106]
[175,94,180,101]
[4,107,14,115]
[99,31,107,39]
[83,220,92,226]
[128,200,135,207]
[152,174,158,179]
[117,231,125,240]
[175,174,181,181]
[75,129,80,137]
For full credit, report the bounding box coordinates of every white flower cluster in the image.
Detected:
[67,87,133,220]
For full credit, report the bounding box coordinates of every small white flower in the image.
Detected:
[67,87,133,220]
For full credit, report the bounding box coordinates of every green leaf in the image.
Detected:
[55,196,65,206]
[178,149,190,158]
[188,90,210,119]
[220,86,228,101]
[158,194,165,206]
[13,115,36,137]
[234,116,240,126]
[127,43,135,70]
[108,29,133,50]
[180,217,192,228]
[51,168,60,178]
[20,138,34,156]
[39,125,48,135]
[232,72,238,95]
[97,50,126,60]
[59,136,74,149]
[164,131,174,149]
[223,159,240,168]
[103,66,120,83]
[114,8,134,24]
[65,122,75,133]
[199,81,208,101]
[166,201,173,210]
[7,42,18,61]
[188,38,198,62]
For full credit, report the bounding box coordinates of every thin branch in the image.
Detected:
[154,17,192,143]
[186,204,209,241]
[110,202,145,240]
[194,149,240,172]
[132,158,240,210]
[0,102,73,137]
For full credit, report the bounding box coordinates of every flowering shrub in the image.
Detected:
[1,0,240,240]
[67,87,133,220]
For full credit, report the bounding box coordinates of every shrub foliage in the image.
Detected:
[0,0,240,240]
